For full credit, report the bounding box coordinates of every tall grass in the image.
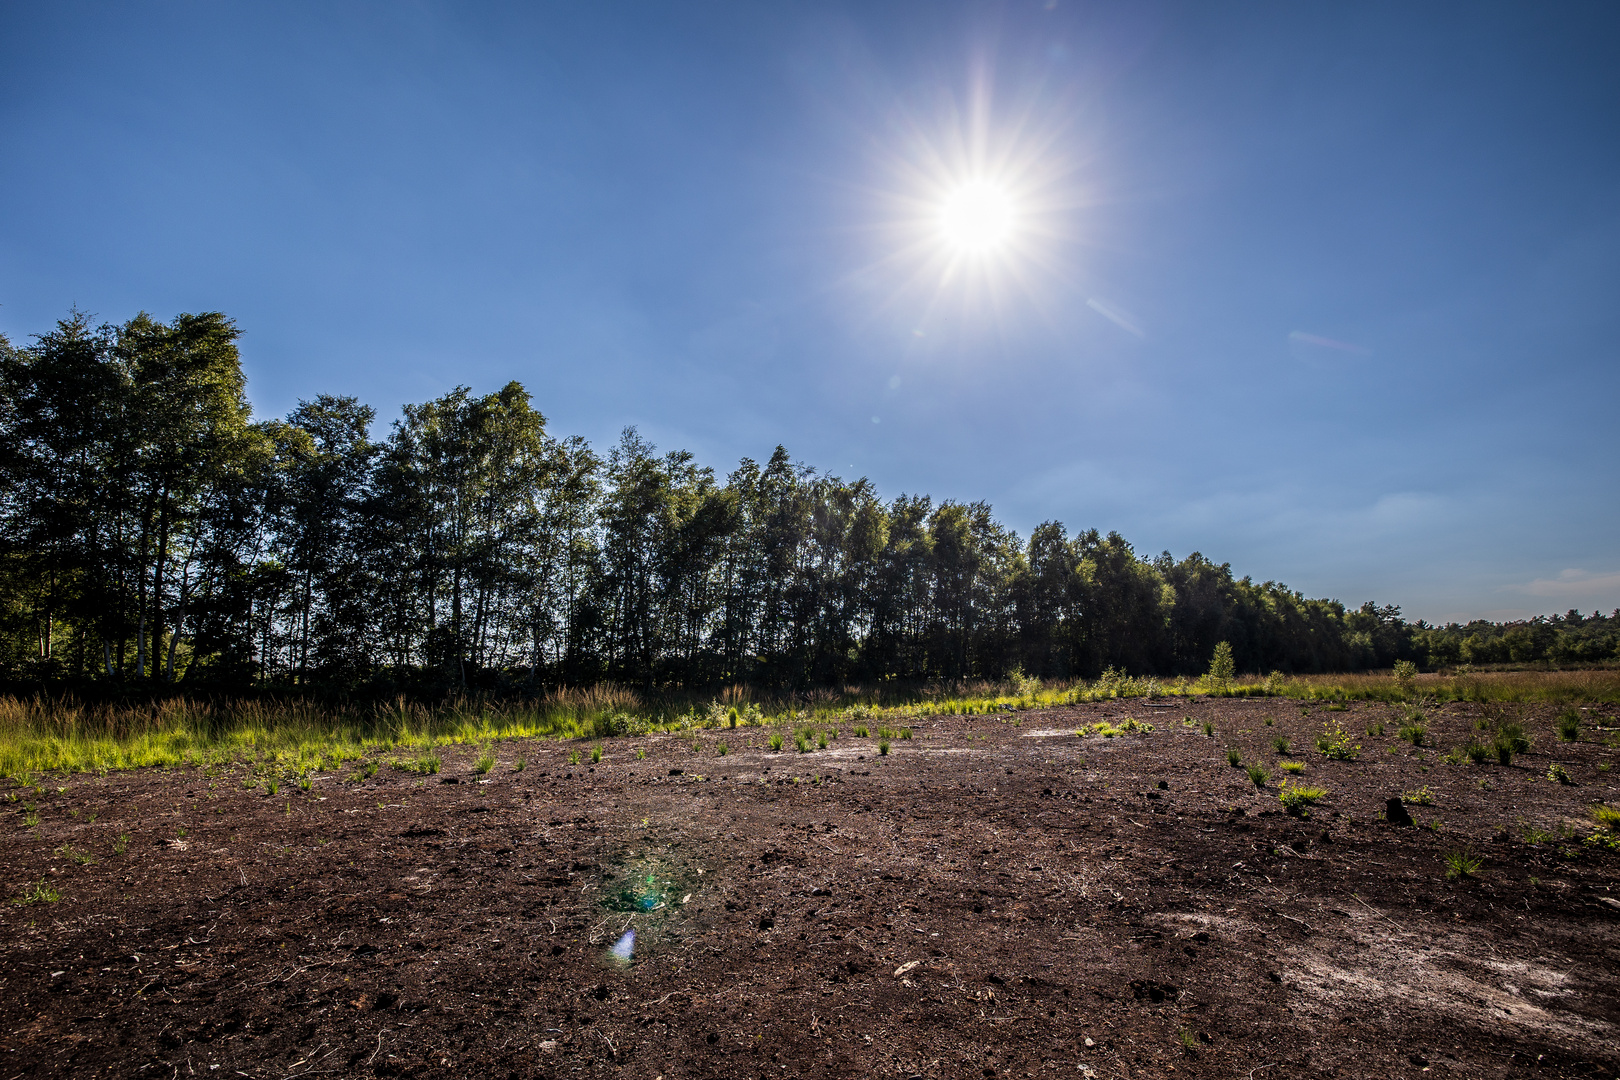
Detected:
[4,666,1615,777]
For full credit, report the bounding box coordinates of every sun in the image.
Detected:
[937,181,1018,254]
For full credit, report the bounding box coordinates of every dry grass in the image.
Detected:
[3,666,1613,778]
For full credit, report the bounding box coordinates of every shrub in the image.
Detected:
[1367,721,1386,736]
[1207,641,1236,691]
[853,724,870,738]
[1546,762,1573,785]
[474,749,496,775]
[1226,748,1242,767]
[878,739,890,756]
[1492,720,1531,765]
[1444,848,1482,881]
[1465,742,1490,764]
[1271,736,1289,755]
[768,733,783,752]
[795,732,810,754]
[1316,720,1360,761]
[1398,722,1426,747]
[1556,708,1581,742]
[1393,659,1418,693]
[717,741,728,757]
[1591,804,1620,832]
[591,745,604,765]
[1402,786,1435,806]
[1201,720,1214,738]
[1278,779,1327,816]
[1246,764,1268,788]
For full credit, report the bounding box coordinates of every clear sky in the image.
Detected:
[3,2,1617,624]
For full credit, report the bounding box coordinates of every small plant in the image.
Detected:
[1402,786,1435,806]
[13,878,60,906]
[768,733,783,752]
[1225,748,1241,767]
[55,843,96,865]
[853,724,869,738]
[1393,659,1418,693]
[1207,641,1235,692]
[1271,736,1289,755]
[1493,720,1532,765]
[795,732,810,754]
[567,750,581,766]
[112,833,128,855]
[265,778,280,795]
[1556,708,1581,742]
[23,812,39,827]
[513,757,526,772]
[1246,764,1268,788]
[1201,720,1214,738]
[1264,717,1274,727]
[1278,779,1327,817]
[591,745,604,765]
[1278,760,1305,774]
[1547,762,1574,785]
[717,741,729,757]
[1590,804,1620,831]
[1444,848,1482,881]
[1178,1027,1199,1052]
[1316,719,1361,761]
[817,731,828,750]
[878,739,890,756]
[900,727,913,739]
[1398,722,1426,747]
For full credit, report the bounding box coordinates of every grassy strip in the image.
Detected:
[2,669,1616,778]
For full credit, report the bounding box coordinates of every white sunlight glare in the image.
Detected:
[938,182,1018,254]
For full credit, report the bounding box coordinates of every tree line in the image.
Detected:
[2,310,1613,693]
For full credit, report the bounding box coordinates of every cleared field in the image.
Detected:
[2,694,1617,1078]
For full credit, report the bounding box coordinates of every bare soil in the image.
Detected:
[3,698,1619,1080]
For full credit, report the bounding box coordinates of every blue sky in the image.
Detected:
[3,1,1617,623]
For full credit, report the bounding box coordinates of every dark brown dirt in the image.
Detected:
[3,698,1619,1080]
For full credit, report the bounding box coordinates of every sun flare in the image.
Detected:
[937,181,1017,254]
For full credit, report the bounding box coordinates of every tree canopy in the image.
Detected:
[3,310,1614,693]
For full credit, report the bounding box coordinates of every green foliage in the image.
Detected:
[1278,760,1305,774]
[1398,721,1426,747]
[590,744,603,765]
[1278,779,1327,816]
[878,739,890,756]
[1245,763,1268,787]
[1316,719,1360,760]
[1546,762,1573,785]
[1556,708,1581,742]
[1207,641,1236,690]
[1443,848,1482,880]
[1492,720,1532,765]
[1226,748,1242,767]
[1393,660,1419,692]
[1591,804,1620,831]
[768,733,783,752]
[1271,736,1289,755]
[1402,786,1435,806]
[13,878,60,905]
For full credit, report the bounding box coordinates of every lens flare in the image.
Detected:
[609,929,635,962]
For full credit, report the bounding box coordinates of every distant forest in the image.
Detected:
[3,310,1617,693]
